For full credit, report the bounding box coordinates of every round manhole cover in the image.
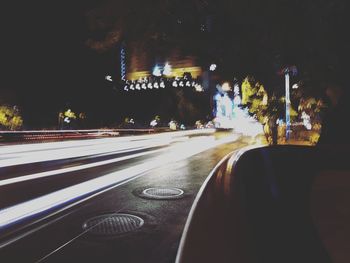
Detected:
[82,213,144,235]
[142,188,184,199]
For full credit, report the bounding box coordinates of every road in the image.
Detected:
[0,130,259,262]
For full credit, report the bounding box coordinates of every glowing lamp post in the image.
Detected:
[279,66,297,141]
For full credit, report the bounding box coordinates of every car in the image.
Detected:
[176,145,350,263]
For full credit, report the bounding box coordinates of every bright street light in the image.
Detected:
[209,64,217,71]
[292,83,299,89]
[152,65,162,77]
[105,75,113,82]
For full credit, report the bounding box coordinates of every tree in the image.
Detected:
[0,105,23,130]
[241,76,300,144]
[58,109,77,129]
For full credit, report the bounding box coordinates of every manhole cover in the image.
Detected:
[82,213,144,235]
[142,188,184,199]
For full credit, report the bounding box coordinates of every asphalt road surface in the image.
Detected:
[0,130,259,262]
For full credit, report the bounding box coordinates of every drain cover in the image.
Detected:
[142,188,184,199]
[82,213,144,235]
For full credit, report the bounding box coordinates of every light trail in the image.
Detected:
[0,147,166,187]
[0,130,214,168]
[0,133,238,230]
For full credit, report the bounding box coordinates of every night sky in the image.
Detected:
[1,0,348,128]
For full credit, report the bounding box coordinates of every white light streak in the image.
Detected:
[0,131,237,229]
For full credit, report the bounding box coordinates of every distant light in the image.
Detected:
[136,83,141,90]
[124,86,129,91]
[195,84,204,92]
[154,82,159,89]
[147,83,153,89]
[185,81,191,87]
[150,120,158,127]
[301,111,312,130]
[142,83,147,89]
[130,84,135,90]
[105,75,113,82]
[179,81,184,87]
[163,62,172,76]
[153,65,162,77]
[192,81,196,87]
[222,82,232,91]
[209,64,217,71]
[160,82,165,88]
[172,81,178,87]
[292,83,299,89]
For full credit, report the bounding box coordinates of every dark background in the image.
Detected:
[1,0,348,128]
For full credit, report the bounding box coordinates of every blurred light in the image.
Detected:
[150,120,158,127]
[301,111,312,130]
[209,64,217,71]
[222,82,232,91]
[185,81,191,87]
[130,84,135,90]
[105,75,113,82]
[136,83,141,90]
[147,83,153,89]
[154,82,159,89]
[153,65,162,77]
[160,82,165,88]
[169,121,177,130]
[192,81,196,87]
[142,83,147,89]
[172,81,178,87]
[124,86,129,91]
[163,63,172,76]
[292,83,299,89]
[179,81,184,87]
[195,84,204,92]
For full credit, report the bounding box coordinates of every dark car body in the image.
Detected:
[176,145,350,263]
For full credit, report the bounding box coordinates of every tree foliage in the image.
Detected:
[0,105,23,130]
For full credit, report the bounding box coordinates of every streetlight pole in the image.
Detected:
[285,71,291,140]
[279,66,297,142]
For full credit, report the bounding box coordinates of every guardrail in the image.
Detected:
[0,128,215,143]
[0,129,159,142]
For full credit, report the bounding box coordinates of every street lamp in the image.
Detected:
[279,66,297,141]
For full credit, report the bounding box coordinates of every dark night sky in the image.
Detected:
[1,0,349,128]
